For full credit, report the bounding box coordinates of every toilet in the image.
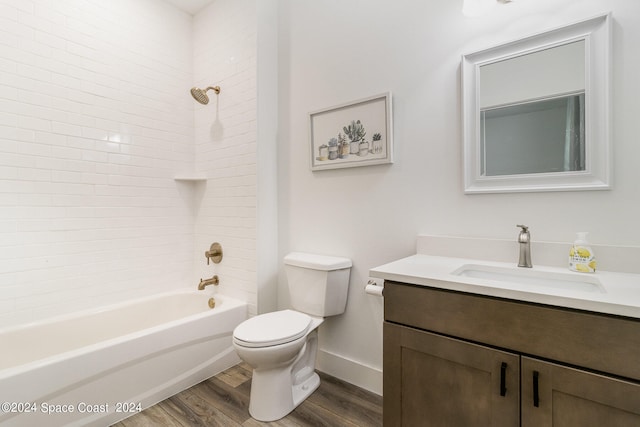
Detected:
[232,252,352,422]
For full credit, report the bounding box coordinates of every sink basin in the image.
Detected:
[451,264,605,293]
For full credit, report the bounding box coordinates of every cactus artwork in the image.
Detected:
[338,133,349,158]
[316,119,381,159]
[309,93,391,170]
[372,133,383,154]
[343,120,366,154]
[343,120,367,142]
[327,137,339,160]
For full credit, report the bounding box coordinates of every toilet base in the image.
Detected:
[293,370,320,407]
[247,330,320,422]
[248,368,320,422]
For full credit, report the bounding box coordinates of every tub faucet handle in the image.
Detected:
[205,242,223,265]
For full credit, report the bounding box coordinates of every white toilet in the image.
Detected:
[232,252,352,422]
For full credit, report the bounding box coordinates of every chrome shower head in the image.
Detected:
[190,86,220,105]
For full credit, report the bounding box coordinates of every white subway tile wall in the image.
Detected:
[193,0,258,315]
[0,0,258,326]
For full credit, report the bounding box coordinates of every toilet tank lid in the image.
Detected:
[284,252,352,270]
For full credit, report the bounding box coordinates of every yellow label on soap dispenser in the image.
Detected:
[569,245,596,273]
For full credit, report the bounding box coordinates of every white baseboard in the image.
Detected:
[316,349,382,396]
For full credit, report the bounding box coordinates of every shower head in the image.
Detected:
[190,86,221,105]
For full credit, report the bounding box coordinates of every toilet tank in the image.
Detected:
[284,252,352,317]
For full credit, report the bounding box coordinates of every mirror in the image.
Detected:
[462,14,611,193]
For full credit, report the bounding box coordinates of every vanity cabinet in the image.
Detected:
[383,281,640,426]
[384,323,520,426]
[521,357,640,426]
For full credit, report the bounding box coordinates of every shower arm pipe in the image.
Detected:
[205,86,221,94]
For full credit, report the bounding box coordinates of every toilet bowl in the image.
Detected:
[232,252,352,422]
[233,310,324,421]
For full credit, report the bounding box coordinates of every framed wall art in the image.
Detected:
[309,93,393,171]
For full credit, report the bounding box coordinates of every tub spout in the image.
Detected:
[198,275,219,290]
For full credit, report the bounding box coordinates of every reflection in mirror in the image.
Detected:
[479,40,586,177]
[461,14,611,193]
[481,93,585,176]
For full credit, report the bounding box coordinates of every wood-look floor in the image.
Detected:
[113,363,382,427]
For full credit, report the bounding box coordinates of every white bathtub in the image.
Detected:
[0,290,247,427]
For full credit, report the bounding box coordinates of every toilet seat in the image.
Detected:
[234,310,312,348]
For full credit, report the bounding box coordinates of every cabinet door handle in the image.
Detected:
[500,362,507,396]
[533,370,540,407]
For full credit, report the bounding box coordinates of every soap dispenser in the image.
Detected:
[569,232,596,273]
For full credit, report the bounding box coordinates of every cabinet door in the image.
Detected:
[384,323,519,427]
[522,357,640,427]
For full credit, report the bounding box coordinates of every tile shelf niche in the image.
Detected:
[174,176,207,182]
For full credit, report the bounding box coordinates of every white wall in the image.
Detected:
[0,0,195,326]
[256,0,279,315]
[277,0,640,394]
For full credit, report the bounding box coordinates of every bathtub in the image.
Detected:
[0,290,247,427]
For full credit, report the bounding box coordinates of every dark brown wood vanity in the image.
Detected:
[383,280,640,426]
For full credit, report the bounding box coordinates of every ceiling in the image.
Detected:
[163,0,215,15]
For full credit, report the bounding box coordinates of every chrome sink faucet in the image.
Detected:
[517,225,532,268]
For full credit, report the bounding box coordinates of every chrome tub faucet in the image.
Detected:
[517,224,532,268]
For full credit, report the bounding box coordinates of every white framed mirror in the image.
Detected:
[461,13,611,193]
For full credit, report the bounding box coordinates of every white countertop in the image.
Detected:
[370,254,640,319]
